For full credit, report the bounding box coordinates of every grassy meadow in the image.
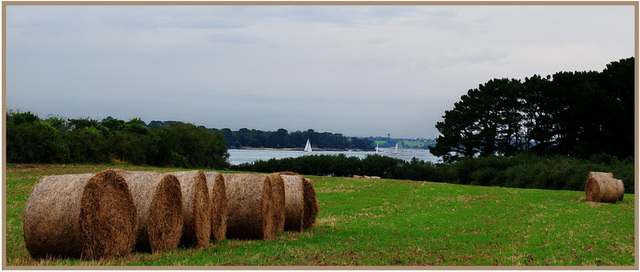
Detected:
[4,163,636,267]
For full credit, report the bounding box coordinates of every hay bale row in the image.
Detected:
[23,170,232,260]
[23,169,318,260]
[585,172,625,203]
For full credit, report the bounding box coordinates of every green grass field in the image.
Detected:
[4,164,636,267]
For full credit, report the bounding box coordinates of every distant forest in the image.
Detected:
[149,122,375,150]
[207,128,374,150]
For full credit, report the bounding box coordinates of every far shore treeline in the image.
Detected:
[206,127,373,150]
[5,57,634,193]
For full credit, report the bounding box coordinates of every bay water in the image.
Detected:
[228,148,440,165]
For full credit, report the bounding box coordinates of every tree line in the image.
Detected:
[430,57,634,163]
[208,128,374,150]
[232,152,633,193]
[6,112,229,169]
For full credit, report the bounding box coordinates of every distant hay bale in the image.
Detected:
[269,173,286,232]
[222,173,276,240]
[585,172,623,203]
[204,172,228,243]
[23,170,136,260]
[114,170,183,253]
[277,173,305,232]
[168,170,211,248]
[302,178,318,229]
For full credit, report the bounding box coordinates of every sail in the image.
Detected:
[375,143,380,153]
[393,143,399,154]
[304,139,313,152]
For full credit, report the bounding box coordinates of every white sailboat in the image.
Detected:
[375,143,380,153]
[304,139,313,152]
[393,142,399,155]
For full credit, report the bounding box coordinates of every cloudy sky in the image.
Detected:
[5,4,635,138]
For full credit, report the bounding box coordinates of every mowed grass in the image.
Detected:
[4,164,636,267]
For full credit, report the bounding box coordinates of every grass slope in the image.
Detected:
[5,164,635,267]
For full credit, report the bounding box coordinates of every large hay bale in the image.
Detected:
[302,178,318,229]
[222,173,276,240]
[269,173,286,232]
[23,170,136,260]
[585,172,623,203]
[114,170,183,252]
[204,172,228,243]
[276,172,305,232]
[168,170,211,248]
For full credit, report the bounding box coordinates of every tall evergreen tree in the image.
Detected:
[431,57,634,162]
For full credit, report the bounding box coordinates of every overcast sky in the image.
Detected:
[5,4,635,138]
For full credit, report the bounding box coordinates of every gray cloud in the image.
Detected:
[5,5,634,138]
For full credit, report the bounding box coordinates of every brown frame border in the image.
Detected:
[2,1,638,270]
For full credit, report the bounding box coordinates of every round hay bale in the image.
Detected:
[585,172,621,203]
[222,173,276,240]
[23,170,136,260]
[114,170,183,253]
[302,178,318,229]
[204,172,228,243]
[168,170,211,248]
[278,173,305,232]
[616,179,625,201]
[269,173,286,233]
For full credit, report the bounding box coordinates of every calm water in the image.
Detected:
[228,148,440,165]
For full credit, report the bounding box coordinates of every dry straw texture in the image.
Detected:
[204,172,228,243]
[114,170,183,253]
[302,178,318,229]
[616,178,625,201]
[269,173,286,232]
[23,170,136,260]
[222,173,276,240]
[585,172,623,203]
[277,172,305,232]
[168,170,211,248]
